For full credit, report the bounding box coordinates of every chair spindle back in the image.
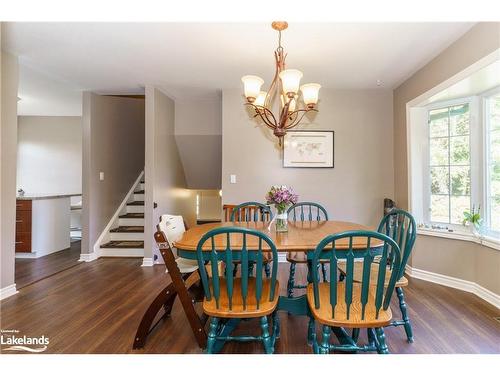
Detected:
[196,227,278,310]
[377,209,416,280]
[288,202,329,222]
[230,202,273,222]
[311,230,401,320]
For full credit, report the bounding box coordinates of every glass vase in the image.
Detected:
[275,207,288,232]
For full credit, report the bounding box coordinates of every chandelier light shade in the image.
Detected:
[241,21,321,146]
[279,69,303,97]
[241,75,264,102]
[254,91,268,107]
[300,83,322,108]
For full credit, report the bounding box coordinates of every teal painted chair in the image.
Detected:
[286,202,329,297]
[307,230,402,354]
[230,202,273,278]
[337,209,416,342]
[196,227,280,354]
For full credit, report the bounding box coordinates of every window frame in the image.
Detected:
[482,86,500,236]
[423,96,479,230]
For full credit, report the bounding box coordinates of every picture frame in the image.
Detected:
[283,130,334,168]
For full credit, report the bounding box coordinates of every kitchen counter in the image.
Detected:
[17,194,81,201]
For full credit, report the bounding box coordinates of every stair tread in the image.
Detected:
[127,201,144,206]
[134,190,145,194]
[119,213,144,219]
[101,240,144,249]
[110,226,144,233]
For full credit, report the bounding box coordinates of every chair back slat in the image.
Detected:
[288,202,329,222]
[377,209,416,280]
[196,227,278,313]
[311,230,401,323]
[224,233,234,309]
[230,202,273,222]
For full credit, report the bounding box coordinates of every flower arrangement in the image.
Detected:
[265,185,298,232]
[462,204,483,234]
[265,185,299,212]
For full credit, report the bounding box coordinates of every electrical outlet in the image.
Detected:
[99,172,104,181]
[230,174,237,184]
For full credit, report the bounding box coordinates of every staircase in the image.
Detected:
[99,179,145,257]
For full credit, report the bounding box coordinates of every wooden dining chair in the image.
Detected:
[337,209,416,343]
[222,204,236,222]
[196,227,280,354]
[229,202,274,278]
[230,201,273,222]
[307,230,402,354]
[286,202,329,297]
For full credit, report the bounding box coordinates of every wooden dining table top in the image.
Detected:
[174,220,382,252]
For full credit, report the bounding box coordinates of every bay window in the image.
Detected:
[417,86,500,237]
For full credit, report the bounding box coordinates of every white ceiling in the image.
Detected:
[3,22,475,115]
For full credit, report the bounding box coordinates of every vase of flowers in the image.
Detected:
[265,185,298,232]
[462,204,483,238]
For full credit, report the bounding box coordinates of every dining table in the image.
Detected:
[133,220,383,351]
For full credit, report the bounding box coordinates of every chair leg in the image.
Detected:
[260,316,274,354]
[307,316,316,345]
[287,262,296,298]
[396,287,414,343]
[375,327,389,354]
[272,310,280,339]
[319,325,331,354]
[351,328,360,343]
[206,317,219,354]
[321,263,327,282]
[264,263,271,278]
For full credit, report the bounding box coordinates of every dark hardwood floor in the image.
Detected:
[1,258,499,354]
[14,241,82,289]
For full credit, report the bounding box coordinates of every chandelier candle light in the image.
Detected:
[265,185,298,232]
[241,21,321,147]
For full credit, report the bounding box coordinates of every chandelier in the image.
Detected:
[241,21,321,146]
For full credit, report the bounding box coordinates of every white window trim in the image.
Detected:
[423,96,478,231]
[482,86,500,235]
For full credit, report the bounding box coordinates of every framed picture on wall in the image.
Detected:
[283,130,334,168]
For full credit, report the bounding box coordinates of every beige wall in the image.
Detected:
[0,48,19,291]
[394,23,500,209]
[144,87,196,261]
[174,97,222,190]
[222,88,394,227]
[81,93,145,254]
[412,236,500,295]
[198,190,222,220]
[17,116,82,195]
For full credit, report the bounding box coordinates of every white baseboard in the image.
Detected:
[0,284,18,300]
[79,252,98,262]
[405,265,500,310]
[142,257,154,267]
[15,252,38,259]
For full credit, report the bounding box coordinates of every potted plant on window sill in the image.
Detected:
[462,205,483,238]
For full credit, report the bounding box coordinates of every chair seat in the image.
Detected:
[306,282,393,328]
[203,278,279,318]
[175,258,199,274]
[233,251,273,264]
[337,262,408,287]
[286,251,328,264]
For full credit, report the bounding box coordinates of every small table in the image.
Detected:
[133,220,380,351]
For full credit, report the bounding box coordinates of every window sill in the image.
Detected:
[417,228,500,251]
